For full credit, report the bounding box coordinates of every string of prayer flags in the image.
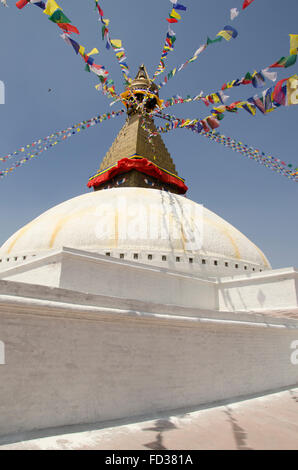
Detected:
[221,66,279,91]
[160,91,230,112]
[17,0,80,34]
[229,0,256,21]
[200,130,298,182]
[167,2,187,22]
[18,0,120,95]
[94,1,131,84]
[210,75,298,125]
[289,35,298,56]
[157,44,207,89]
[152,116,297,182]
[153,1,187,80]
[0,110,125,179]
[44,1,80,34]
[110,39,131,85]
[60,34,101,70]
[156,75,298,135]
[167,2,187,24]
[157,23,238,90]
[59,32,116,98]
[94,1,111,49]
[153,27,177,79]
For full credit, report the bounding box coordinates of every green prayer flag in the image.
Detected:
[207,36,223,45]
[284,54,297,67]
[49,9,71,24]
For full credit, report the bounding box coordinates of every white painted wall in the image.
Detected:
[0,248,218,310]
[0,248,298,312]
[0,248,297,313]
[219,268,298,311]
[0,287,297,439]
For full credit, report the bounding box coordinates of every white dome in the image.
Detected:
[0,188,270,276]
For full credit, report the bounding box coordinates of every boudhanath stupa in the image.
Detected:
[0,67,297,439]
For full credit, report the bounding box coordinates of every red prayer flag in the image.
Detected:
[57,23,80,34]
[200,120,210,132]
[242,0,255,9]
[96,3,104,17]
[166,18,178,23]
[269,60,285,68]
[16,0,29,8]
[272,78,289,105]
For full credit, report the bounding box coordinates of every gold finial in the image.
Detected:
[120,65,162,115]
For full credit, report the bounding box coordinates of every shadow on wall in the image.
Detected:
[220,286,267,312]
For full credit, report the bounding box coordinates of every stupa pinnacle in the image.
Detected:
[87,65,188,194]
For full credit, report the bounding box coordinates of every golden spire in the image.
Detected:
[87,66,188,194]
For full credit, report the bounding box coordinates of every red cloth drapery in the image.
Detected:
[87,157,188,194]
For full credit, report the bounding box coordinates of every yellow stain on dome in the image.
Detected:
[7,221,34,254]
[49,207,96,248]
[203,216,241,260]
[254,243,270,268]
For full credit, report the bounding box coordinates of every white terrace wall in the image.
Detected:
[218,268,298,312]
[0,248,218,310]
[0,287,298,439]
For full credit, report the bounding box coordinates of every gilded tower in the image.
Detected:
[87,65,188,194]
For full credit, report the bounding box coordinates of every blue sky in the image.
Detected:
[0,0,297,268]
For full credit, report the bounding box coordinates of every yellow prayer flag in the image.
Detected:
[289,34,298,56]
[217,30,232,41]
[287,74,298,106]
[102,18,110,26]
[87,48,99,56]
[170,9,181,20]
[78,45,85,56]
[211,94,221,104]
[188,55,198,63]
[110,39,122,49]
[43,0,61,16]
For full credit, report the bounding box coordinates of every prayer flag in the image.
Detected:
[49,9,71,24]
[169,8,181,20]
[262,68,277,82]
[230,8,239,20]
[44,0,61,16]
[287,74,298,105]
[252,71,265,88]
[217,25,238,41]
[207,36,222,45]
[289,34,298,56]
[16,0,29,8]
[173,3,186,10]
[57,23,79,34]
[242,0,255,9]
[110,39,122,49]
